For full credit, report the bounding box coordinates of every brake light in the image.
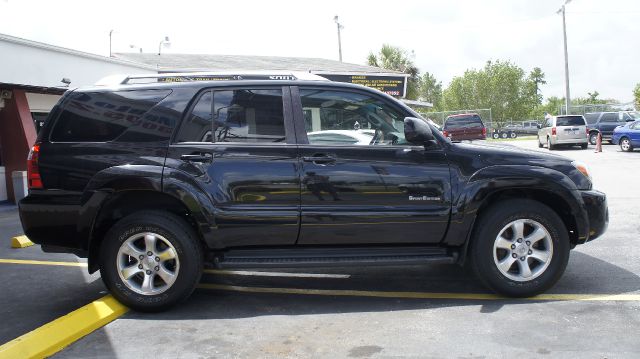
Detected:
[27,143,43,189]
[551,127,557,136]
[482,127,487,136]
[443,130,449,138]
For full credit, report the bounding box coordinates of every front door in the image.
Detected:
[164,86,300,248]
[293,86,451,245]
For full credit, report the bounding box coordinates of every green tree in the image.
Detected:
[442,60,538,126]
[539,96,565,116]
[417,72,443,110]
[587,90,600,102]
[633,84,640,108]
[528,67,546,104]
[367,44,420,99]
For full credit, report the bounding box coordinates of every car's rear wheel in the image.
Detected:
[99,211,203,312]
[470,199,570,297]
[620,137,633,152]
[589,132,598,145]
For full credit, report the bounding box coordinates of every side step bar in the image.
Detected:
[214,246,458,269]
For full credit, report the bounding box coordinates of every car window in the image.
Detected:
[308,133,361,145]
[444,115,483,129]
[176,88,286,143]
[555,116,585,126]
[630,121,640,130]
[600,113,618,123]
[50,90,171,142]
[584,113,600,124]
[545,118,553,127]
[300,89,406,146]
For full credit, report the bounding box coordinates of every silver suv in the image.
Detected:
[538,115,588,150]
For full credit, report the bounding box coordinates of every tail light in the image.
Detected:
[443,130,449,138]
[586,127,589,135]
[27,143,43,189]
[482,127,487,136]
[551,127,557,136]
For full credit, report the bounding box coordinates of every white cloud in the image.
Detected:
[0,0,638,102]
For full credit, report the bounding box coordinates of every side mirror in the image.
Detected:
[404,117,435,145]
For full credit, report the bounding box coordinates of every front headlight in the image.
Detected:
[572,160,592,181]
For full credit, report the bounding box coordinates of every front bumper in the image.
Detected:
[579,189,608,243]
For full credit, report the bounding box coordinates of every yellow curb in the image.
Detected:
[197,283,640,302]
[11,236,34,249]
[0,295,128,359]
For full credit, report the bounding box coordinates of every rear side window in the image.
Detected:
[600,113,618,123]
[556,116,585,126]
[584,113,599,124]
[176,88,286,143]
[444,115,483,129]
[50,90,171,142]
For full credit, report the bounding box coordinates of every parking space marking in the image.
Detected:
[0,258,88,267]
[204,269,350,278]
[198,283,640,302]
[0,295,127,359]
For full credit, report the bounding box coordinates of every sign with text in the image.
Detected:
[319,74,407,97]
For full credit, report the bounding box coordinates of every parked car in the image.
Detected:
[537,115,589,150]
[611,120,640,152]
[19,72,608,311]
[442,113,486,141]
[584,111,638,145]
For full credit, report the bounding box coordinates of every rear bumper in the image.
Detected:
[18,192,86,254]
[578,189,608,243]
[552,136,588,145]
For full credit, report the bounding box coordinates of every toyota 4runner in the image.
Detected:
[19,72,608,311]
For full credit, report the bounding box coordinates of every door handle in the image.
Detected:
[303,154,336,165]
[181,153,213,163]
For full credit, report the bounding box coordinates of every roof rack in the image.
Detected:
[95,71,330,86]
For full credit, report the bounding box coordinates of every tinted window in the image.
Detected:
[556,116,585,126]
[600,113,618,122]
[630,121,640,130]
[51,90,170,142]
[176,88,286,143]
[444,115,483,129]
[584,113,600,124]
[308,133,361,145]
[300,89,406,146]
[175,91,213,142]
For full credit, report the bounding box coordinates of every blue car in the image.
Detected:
[612,120,640,152]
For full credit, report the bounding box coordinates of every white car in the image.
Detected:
[307,130,375,145]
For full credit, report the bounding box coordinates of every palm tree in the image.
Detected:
[367,44,419,99]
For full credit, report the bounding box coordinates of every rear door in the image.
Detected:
[164,86,301,248]
[556,115,586,141]
[599,113,622,137]
[293,86,451,245]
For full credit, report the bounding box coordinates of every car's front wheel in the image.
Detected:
[589,132,598,145]
[99,211,203,312]
[620,137,633,152]
[470,199,570,297]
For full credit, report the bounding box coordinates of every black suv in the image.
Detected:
[19,73,608,311]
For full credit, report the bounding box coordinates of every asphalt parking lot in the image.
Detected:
[1,140,639,358]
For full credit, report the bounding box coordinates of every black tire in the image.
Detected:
[547,137,555,150]
[469,199,570,297]
[620,137,633,152]
[537,136,544,148]
[492,133,499,139]
[589,132,598,145]
[580,143,588,150]
[99,211,203,312]
[501,132,508,139]
[510,132,517,139]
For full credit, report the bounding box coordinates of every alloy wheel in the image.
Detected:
[493,219,553,282]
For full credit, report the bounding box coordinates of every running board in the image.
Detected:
[214,246,457,269]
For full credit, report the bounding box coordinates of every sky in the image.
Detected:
[0,0,638,102]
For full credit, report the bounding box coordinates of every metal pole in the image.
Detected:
[334,16,343,62]
[560,4,571,115]
[109,30,113,57]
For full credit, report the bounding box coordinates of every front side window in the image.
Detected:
[300,89,406,146]
[176,88,286,143]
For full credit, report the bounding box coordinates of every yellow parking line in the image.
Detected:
[0,295,128,359]
[0,258,88,267]
[197,283,640,302]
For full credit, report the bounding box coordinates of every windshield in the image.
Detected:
[627,112,640,120]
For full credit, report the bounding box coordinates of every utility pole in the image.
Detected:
[557,0,572,115]
[109,29,114,57]
[333,16,344,62]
